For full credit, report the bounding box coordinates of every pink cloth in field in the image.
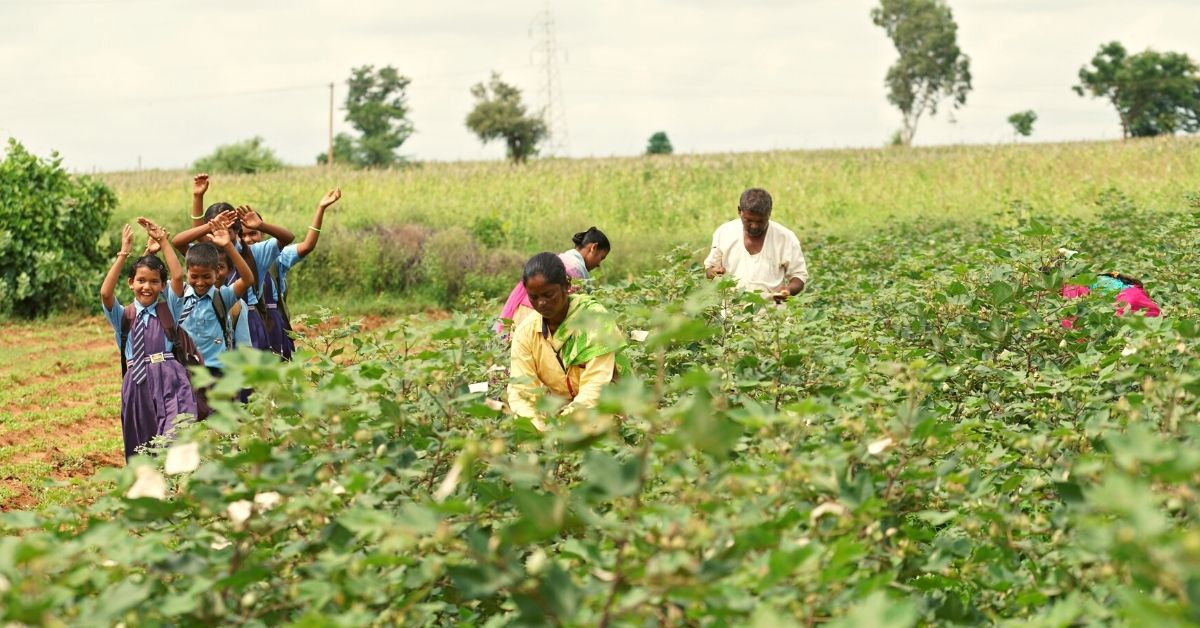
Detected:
[1060,284,1160,329]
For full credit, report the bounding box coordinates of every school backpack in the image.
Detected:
[268,264,291,328]
[120,301,205,376]
[209,288,234,349]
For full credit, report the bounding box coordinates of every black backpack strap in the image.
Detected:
[210,288,233,349]
[119,304,136,375]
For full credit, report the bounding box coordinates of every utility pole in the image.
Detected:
[532,0,568,157]
[327,82,335,167]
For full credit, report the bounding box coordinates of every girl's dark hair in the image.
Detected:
[128,255,168,282]
[204,202,241,236]
[572,226,610,251]
[522,252,568,287]
[186,242,220,269]
[1107,271,1146,291]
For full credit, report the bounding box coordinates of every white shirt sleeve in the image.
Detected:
[703,227,724,270]
[786,235,809,284]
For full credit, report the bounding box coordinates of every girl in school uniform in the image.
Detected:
[101,220,197,460]
[261,187,342,359]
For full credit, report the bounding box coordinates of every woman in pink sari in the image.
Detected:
[1060,272,1160,329]
[497,227,611,334]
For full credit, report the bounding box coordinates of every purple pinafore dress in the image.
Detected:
[261,272,294,360]
[120,313,197,459]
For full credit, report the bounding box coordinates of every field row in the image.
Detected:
[0,318,124,509]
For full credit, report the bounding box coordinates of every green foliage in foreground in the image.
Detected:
[6,206,1200,625]
[0,139,116,318]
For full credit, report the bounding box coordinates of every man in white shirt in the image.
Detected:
[704,188,808,302]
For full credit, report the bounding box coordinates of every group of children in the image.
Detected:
[102,174,342,459]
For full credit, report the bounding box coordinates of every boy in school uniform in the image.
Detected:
[171,223,254,393]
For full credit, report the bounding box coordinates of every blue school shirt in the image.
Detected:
[171,285,237,370]
[234,239,282,307]
[270,243,306,301]
[102,298,180,360]
[234,298,252,348]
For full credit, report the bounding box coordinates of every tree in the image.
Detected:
[317,65,414,167]
[1074,42,1200,138]
[193,136,285,174]
[645,131,673,155]
[1007,110,1037,138]
[870,0,972,146]
[0,139,116,317]
[465,72,547,164]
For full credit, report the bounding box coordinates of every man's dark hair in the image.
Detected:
[738,188,773,216]
[186,242,220,270]
[522,252,568,287]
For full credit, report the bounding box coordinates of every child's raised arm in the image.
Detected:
[191,174,209,228]
[296,187,341,257]
[237,205,295,247]
[101,225,134,311]
[171,209,236,255]
[139,217,184,297]
[212,227,255,298]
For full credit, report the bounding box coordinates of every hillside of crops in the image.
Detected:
[99,137,1200,311]
[4,198,1200,624]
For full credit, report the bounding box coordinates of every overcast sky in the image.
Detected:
[2,0,1198,172]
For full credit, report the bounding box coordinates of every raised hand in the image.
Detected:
[137,216,168,243]
[318,187,342,210]
[144,235,161,256]
[120,224,134,256]
[210,227,231,248]
[192,173,209,196]
[236,205,264,229]
[211,210,237,231]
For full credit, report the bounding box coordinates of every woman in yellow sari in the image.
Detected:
[507,252,625,424]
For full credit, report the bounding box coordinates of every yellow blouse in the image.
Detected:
[507,310,617,420]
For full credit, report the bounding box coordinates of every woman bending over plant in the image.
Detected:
[506,252,625,428]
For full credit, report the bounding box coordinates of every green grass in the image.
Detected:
[98,137,1200,306]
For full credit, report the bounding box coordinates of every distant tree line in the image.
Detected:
[192,1,1200,172]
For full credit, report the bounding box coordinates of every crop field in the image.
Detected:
[98,137,1200,309]
[3,140,1200,624]
[0,318,123,509]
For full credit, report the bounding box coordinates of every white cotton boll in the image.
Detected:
[0,573,9,593]
[469,382,489,393]
[227,500,253,530]
[210,535,232,551]
[484,398,504,412]
[101,559,118,568]
[433,461,463,503]
[328,481,346,495]
[164,442,200,475]
[809,501,848,522]
[1121,345,1137,357]
[126,466,167,500]
[253,492,282,512]
[525,548,548,575]
[1057,247,1078,259]
[867,437,894,456]
[630,330,649,342]
[488,364,507,373]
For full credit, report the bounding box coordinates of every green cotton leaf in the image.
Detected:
[829,591,919,628]
[678,393,742,459]
[988,281,1016,306]
[0,510,41,530]
[750,605,803,628]
[396,502,440,535]
[215,565,271,592]
[538,563,582,618]
[446,564,512,600]
[1022,217,1053,237]
[580,450,641,500]
[432,326,469,340]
